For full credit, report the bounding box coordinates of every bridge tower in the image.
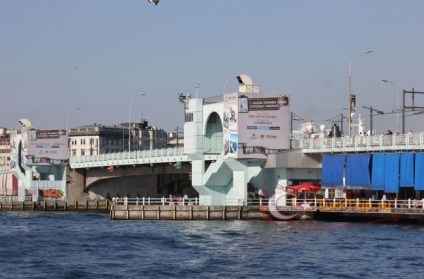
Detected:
[183,75,292,205]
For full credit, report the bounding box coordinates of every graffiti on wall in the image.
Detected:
[39,189,64,199]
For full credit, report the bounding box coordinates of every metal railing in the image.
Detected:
[113,197,271,206]
[314,198,424,211]
[112,197,199,206]
[0,195,32,201]
[281,197,424,211]
[70,147,221,169]
[112,197,424,211]
[292,133,424,153]
[70,147,186,164]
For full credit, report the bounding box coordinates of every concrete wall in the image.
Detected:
[66,168,88,204]
[66,165,197,203]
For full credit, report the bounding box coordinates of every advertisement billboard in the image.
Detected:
[26,129,69,165]
[223,92,290,159]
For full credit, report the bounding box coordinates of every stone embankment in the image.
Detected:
[0,200,110,211]
[109,204,312,220]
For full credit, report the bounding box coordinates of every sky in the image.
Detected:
[1,0,423,135]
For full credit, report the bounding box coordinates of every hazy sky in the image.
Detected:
[1,0,423,134]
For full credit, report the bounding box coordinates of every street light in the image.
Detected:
[128,93,146,151]
[348,49,373,136]
[65,107,82,131]
[382,79,400,133]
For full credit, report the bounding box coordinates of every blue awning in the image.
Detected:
[385,153,400,193]
[321,154,345,188]
[371,153,385,191]
[345,154,371,188]
[400,152,414,187]
[415,153,424,190]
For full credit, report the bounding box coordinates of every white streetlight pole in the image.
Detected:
[66,107,82,131]
[348,49,373,136]
[382,80,400,134]
[128,93,146,151]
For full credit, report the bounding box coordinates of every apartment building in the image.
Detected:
[0,128,11,166]
[68,121,168,157]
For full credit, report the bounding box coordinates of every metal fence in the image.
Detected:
[292,133,424,153]
[70,147,186,164]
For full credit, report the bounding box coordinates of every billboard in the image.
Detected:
[26,129,69,165]
[223,92,290,159]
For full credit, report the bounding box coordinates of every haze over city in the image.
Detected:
[1,0,423,134]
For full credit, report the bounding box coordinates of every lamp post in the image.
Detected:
[382,79,400,133]
[65,107,81,131]
[348,49,373,136]
[128,93,146,151]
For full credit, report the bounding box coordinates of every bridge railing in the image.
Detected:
[292,132,424,153]
[70,147,186,165]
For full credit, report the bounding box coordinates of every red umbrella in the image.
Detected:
[289,184,321,204]
[289,183,321,191]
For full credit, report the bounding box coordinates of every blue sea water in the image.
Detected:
[0,211,423,279]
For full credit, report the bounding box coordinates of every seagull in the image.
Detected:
[148,0,159,5]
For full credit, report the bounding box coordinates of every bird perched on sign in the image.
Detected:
[148,0,159,5]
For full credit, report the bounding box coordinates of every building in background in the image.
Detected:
[68,120,168,157]
[167,126,184,148]
[0,128,11,167]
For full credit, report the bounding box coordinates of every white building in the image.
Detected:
[69,121,168,157]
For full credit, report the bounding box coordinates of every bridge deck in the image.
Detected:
[69,147,220,169]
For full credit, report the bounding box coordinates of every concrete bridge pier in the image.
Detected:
[190,155,251,206]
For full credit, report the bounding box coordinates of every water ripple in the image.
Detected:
[0,212,423,278]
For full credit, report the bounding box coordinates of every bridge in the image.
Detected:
[4,79,424,205]
[5,132,424,206]
[64,132,424,204]
[68,132,424,170]
[69,147,219,169]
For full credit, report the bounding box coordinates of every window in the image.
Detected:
[80,139,86,145]
[185,113,193,122]
[72,149,76,156]
[81,149,85,156]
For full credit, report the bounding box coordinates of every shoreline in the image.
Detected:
[1,201,423,224]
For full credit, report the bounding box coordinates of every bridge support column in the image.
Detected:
[226,160,248,206]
